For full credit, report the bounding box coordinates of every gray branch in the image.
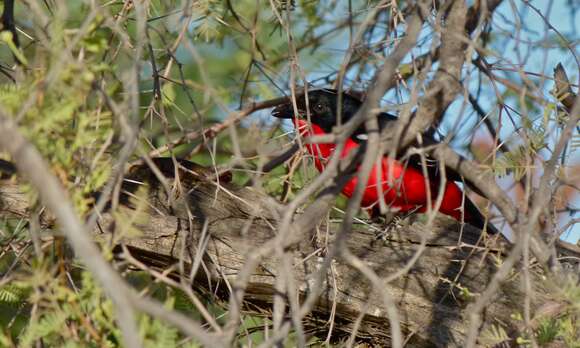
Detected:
[2,164,577,347]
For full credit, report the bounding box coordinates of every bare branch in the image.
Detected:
[0,113,222,348]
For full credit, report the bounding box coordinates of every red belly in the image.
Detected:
[294,119,466,220]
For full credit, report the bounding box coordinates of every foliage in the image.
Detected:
[0,0,336,345]
[0,0,579,346]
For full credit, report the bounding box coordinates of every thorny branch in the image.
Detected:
[0,113,225,348]
[1,0,580,346]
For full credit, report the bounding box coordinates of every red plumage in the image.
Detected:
[272,89,496,233]
[294,119,469,221]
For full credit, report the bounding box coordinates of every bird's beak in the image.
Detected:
[271,103,295,119]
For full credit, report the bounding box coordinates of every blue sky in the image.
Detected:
[470,0,579,242]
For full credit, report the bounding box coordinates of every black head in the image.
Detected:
[271,89,363,133]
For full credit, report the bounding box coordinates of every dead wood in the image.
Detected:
[1,168,578,347]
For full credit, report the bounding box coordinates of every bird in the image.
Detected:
[271,88,497,233]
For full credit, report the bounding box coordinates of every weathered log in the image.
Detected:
[1,165,578,347]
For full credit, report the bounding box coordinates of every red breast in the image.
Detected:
[293,119,468,220]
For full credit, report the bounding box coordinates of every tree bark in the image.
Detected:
[1,165,578,347]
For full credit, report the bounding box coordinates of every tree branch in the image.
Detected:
[0,114,223,348]
[2,162,576,346]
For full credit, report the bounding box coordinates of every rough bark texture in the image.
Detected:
[1,168,578,347]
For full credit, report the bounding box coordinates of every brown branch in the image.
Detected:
[368,1,524,255]
[330,5,428,346]
[2,163,576,346]
[399,0,469,146]
[465,77,580,346]
[145,96,291,158]
[473,58,547,105]
[0,115,224,348]
[430,144,516,224]
[380,0,504,95]
[0,114,141,348]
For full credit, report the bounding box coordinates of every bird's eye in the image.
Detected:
[313,103,324,113]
